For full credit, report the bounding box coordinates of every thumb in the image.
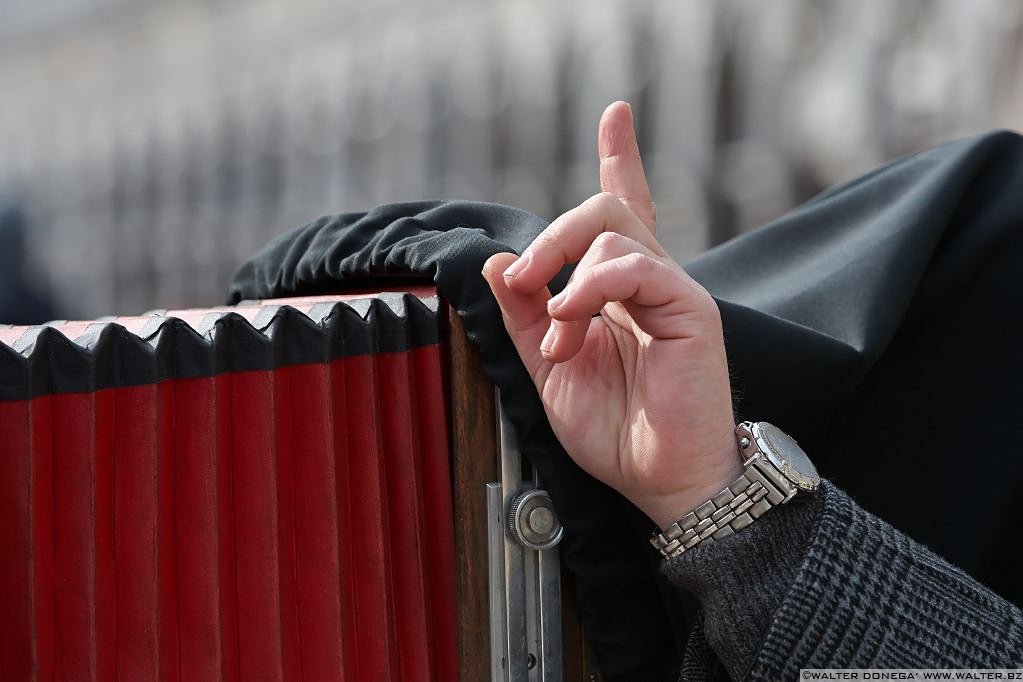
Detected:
[482,252,554,392]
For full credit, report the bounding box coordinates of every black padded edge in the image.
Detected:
[0,294,440,401]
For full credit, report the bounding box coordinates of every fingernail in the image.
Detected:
[503,251,531,279]
[540,325,557,355]
[547,291,566,313]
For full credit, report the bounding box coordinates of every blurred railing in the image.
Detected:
[1,0,1021,319]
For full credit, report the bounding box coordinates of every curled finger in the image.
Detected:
[503,192,666,294]
[547,253,714,342]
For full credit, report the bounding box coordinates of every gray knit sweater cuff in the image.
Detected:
[661,482,824,680]
[662,480,1023,680]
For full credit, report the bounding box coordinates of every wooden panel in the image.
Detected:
[447,307,500,680]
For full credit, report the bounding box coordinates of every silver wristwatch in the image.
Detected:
[650,421,821,559]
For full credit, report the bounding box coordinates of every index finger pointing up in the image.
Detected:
[598,101,657,234]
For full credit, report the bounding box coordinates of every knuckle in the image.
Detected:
[531,230,562,254]
[577,268,602,290]
[592,230,626,254]
[578,266,612,296]
[697,287,717,311]
[533,230,557,247]
[621,251,655,273]
[691,285,722,321]
[685,275,712,300]
[590,191,621,212]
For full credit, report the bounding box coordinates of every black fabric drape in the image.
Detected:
[228,130,1023,680]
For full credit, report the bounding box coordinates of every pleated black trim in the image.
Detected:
[0,293,439,401]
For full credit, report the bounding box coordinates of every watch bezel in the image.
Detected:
[750,421,821,492]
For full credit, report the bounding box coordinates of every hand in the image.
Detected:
[482,102,741,530]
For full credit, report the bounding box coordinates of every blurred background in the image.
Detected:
[2,0,1022,322]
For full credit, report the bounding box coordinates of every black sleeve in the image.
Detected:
[663,482,1023,680]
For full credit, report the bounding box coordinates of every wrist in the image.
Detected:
[636,439,744,530]
[649,421,822,559]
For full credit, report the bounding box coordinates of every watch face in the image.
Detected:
[759,423,820,490]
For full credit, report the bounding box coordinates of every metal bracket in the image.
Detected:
[488,395,563,681]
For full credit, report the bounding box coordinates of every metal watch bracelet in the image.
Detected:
[650,423,798,559]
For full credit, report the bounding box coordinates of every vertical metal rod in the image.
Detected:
[524,540,540,681]
[491,392,563,682]
[498,404,530,682]
[487,483,508,682]
[532,471,563,682]
[537,543,563,681]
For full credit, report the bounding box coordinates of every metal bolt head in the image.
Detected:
[508,488,563,550]
[528,507,555,534]
[740,437,751,449]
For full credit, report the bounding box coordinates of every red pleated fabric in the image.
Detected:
[175,377,222,682]
[0,399,33,680]
[0,340,458,680]
[31,395,56,682]
[341,353,398,681]
[51,392,98,679]
[411,344,459,682]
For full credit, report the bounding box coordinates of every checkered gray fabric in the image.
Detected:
[664,482,1023,680]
